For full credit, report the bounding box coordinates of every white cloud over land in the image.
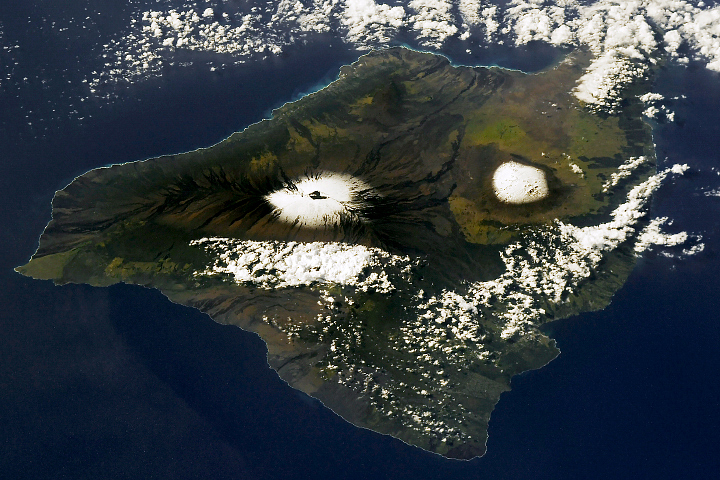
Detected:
[191,237,411,292]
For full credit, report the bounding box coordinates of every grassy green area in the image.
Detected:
[15,248,79,280]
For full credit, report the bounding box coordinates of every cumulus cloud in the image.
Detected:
[85,1,712,342]
[602,156,649,192]
[64,0,720,450]
[415,164,693,340]
[92,0,720,105]
[634,217,691,253]
[502,0,720,109]
[573,50,650,111]
[639,92,665,103]
[639,91,677,120]
[191,237,411,292]
[503,0,576,46]
[569,162,585,177]
[340,0,406,47]
[188,163,698,386]
[458,0,501,41]
[408,0,459,47]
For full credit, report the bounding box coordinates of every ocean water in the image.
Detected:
[2,8,720,479]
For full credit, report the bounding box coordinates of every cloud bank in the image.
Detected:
[91,0,720,111]
[191,237,412,293]
[418,163,697,341]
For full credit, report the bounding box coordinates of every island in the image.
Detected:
[18,47,656,458]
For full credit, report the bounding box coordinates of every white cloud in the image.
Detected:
[569,162,585,176]
[408,0,459,47]
[643,105,660,118]
[92,0,720,99]
[83,2,711,344]
[340,0,406,47]
[458,0,483,26]
[491,165,690,337]
[634,217,690,253]
[639,92,665,103]
[682,243,705,256]
[602,156,649,192]
[504,0,576,46]
[270,0,307,25]
[573,49,649,111]
[192,237,411,292]
[295,0,338,33]
[457,0,500,41]
[639,91,677,120]
[501,0,720,108]
[312,164,697,444]
[67,0,720,448]
[671,163,690,175]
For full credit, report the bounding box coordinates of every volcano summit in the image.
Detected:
[264,172,374,228]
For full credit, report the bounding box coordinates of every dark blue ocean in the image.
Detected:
[2,2,720,478]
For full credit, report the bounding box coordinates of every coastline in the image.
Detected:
[16,45,660,459]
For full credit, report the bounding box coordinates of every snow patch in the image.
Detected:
[264,172,373,228]
[492,161,549,204]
